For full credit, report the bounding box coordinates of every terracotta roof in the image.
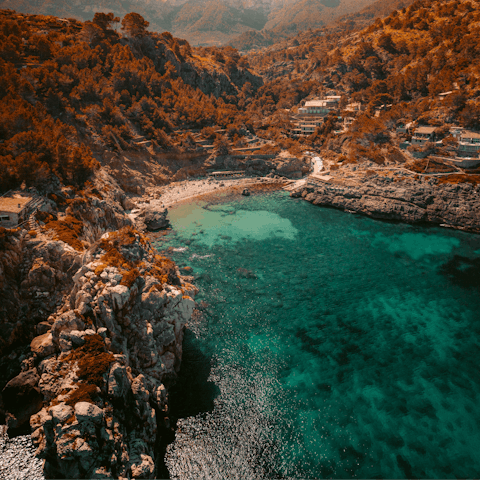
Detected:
[0,196,33,214]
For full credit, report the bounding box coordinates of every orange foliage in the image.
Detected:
[96,226,177,288]
[437,174,480,185]
[44,215,84,251]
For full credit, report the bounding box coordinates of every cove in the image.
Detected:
[151,189,480,479]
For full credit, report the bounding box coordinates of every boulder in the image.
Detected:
[51,311,85,343]
[3,369,43,432]
[144,207,169,231]
[49,404,74,424]
[31,332,55,358]
[131,454,155,478]
[74,402,104,425]
[242,188,250,196]
[107,363,131,399]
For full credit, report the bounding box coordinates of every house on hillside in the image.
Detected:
[345,102,362,113]
[291,96,342,136]
[411,126,436,145]
[0,195,35,228]
[457,130,480,157]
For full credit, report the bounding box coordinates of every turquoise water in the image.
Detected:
[155,190,480,479]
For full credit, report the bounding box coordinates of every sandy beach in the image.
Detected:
[133,176,292,210]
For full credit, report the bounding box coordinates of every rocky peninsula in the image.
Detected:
[292,167,480,233]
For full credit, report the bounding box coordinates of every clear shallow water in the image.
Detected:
[155,190,480,479]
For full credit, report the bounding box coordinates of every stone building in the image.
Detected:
[0,195,34,227]
[411,126,436,145]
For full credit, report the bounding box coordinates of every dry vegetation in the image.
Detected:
[95,226,177,288]
[62,334,115,406]
[44,215,84,251]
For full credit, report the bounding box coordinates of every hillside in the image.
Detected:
[0,0,381,46]
[248,0,480,112]
[0,9,262,193]
[263,0,374,32]
[245,0,480,176]
[229,0,415,50]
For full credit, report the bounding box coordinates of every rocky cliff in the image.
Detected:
[293,176,480,232]
[0,170,198,478]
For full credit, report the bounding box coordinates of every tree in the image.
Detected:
[92,12,120,32]
[79,22,104,45]
[121,13,149,38]
[213,135,230,155]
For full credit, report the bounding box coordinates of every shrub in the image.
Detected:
[44,215,84,251]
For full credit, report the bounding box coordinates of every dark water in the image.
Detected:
[152,190,480,479]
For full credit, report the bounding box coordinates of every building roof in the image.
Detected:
[304,97,340,107]
[460,131,480,139]
[0,196,33,214]
[414,126,436,135]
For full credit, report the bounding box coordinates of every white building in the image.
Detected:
[457,130,480,157]
[292,96,342,136]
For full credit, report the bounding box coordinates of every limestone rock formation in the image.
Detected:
[295,177,480,232]
[2,228,197,478]
[144,208,169,231]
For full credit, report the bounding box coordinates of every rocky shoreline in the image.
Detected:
[292,174,480,233]
[0,164,292,479]
[2,161,478,479]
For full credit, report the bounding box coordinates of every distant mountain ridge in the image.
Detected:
[0,0,381,45]
[229,0,415,50]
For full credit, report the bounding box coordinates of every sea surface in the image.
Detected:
[152,189,480,479]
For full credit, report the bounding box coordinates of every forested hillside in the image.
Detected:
[0,10,262,192]
[248,0,480,122]
[229,0,415,51]
[245,0,480,167]
[0,0,381,46]
[2,0,480,193]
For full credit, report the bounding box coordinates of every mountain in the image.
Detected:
[229,0,415,50]
[263,0,374,32]
[0,0,382,45]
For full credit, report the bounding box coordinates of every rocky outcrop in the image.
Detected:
[205,154,311,179]
[0,232,83,424]
[295,176,480,232]
[143,208,169,231]
[2,228,198,478]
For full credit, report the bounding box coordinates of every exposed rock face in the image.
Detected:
[205,154,310,179]
[144,208,169,231]
[2,229,197,478]
[295,177,480,232]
